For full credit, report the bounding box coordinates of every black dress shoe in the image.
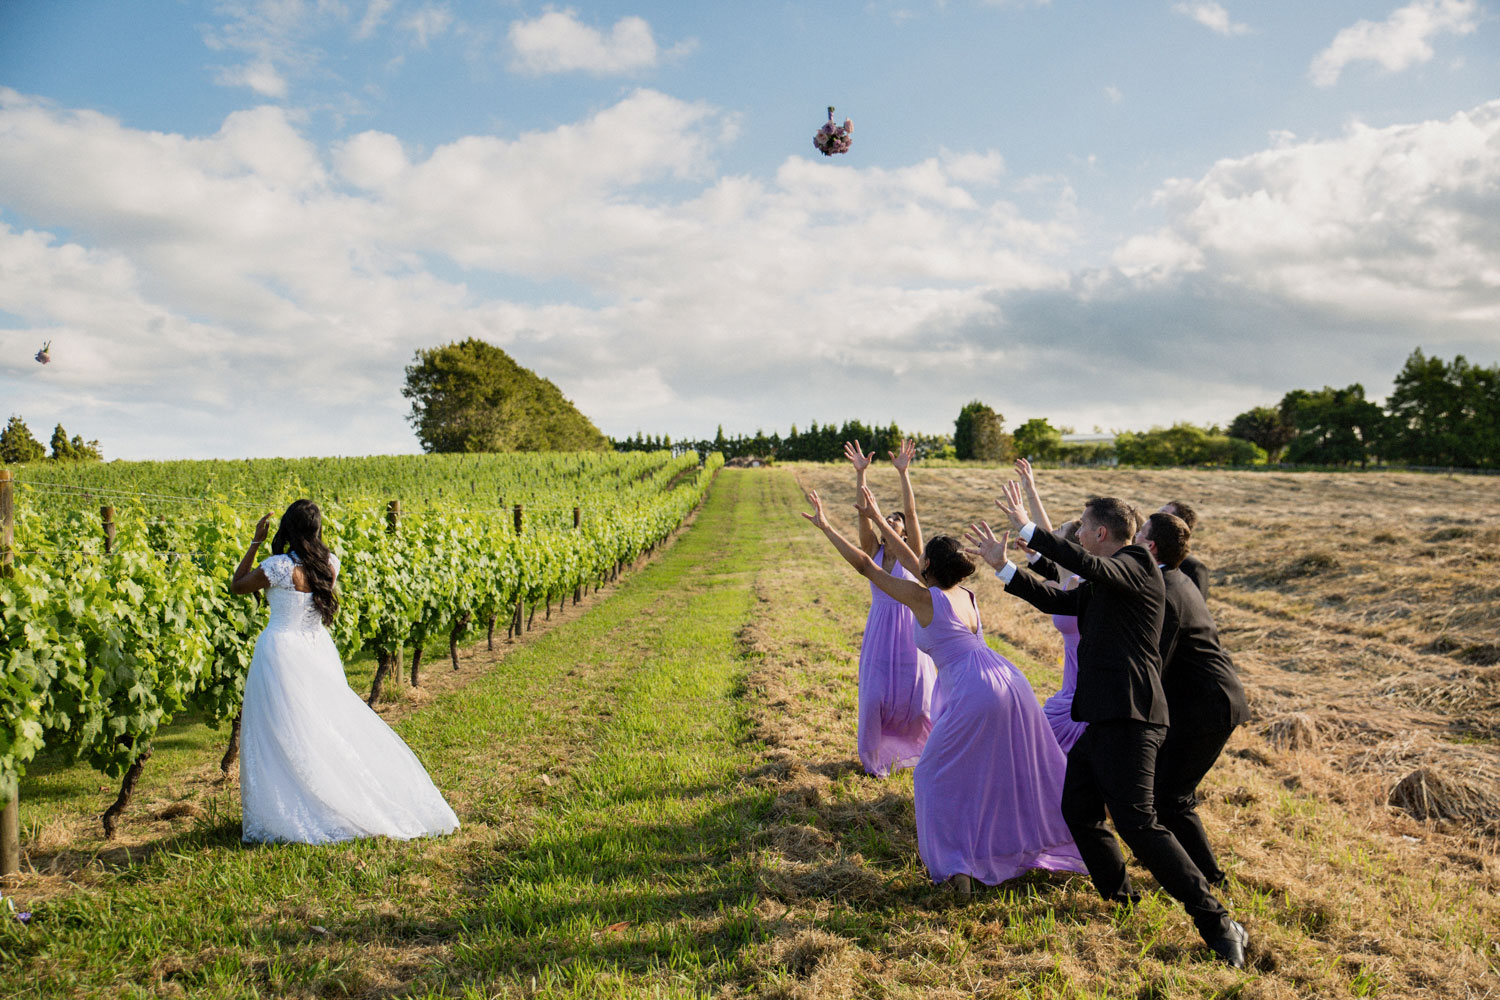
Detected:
[1208,920,1248,968]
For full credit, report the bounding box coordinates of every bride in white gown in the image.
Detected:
[230,499,459,844]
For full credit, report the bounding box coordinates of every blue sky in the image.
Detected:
[1,1,1497,458]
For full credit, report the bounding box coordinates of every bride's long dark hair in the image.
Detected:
[270,499,339,627]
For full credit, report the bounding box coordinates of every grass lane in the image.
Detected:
[2,470,780,999]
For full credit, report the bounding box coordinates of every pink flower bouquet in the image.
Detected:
[813,106,852,156]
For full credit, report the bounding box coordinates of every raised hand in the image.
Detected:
[252,513,272,545]
[854,485,884,522]
[801,489,829,529]
[1014,456,1035,488]
[963,521,1011,571]
[843,440,871,472]
[890,438,916,472]
[994,480,1029,531]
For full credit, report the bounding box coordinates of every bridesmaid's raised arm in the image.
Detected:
[891,438,924,558]
[1015,457,1053,535]
[857,486,924,580]
[844,440,879,556]
[803,489,933,623]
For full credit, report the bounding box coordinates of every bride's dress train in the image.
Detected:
[240,553,459,844]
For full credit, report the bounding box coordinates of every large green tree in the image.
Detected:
[1280,384,1386,468]
[402,339,609,453]
[1385,349,1500,468]
[1228,406,1297,463]
[0,415,45,464]
[49,424,103,462]
[1013,417,1063,460]
[953,401,1010,462]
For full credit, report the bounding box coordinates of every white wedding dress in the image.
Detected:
[239,552,460,844]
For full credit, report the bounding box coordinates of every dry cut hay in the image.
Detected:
[1263,712,1321,750]
[1388,767,1500,826]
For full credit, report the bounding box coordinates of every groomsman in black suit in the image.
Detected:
[1138,512,1250,888]
[968,488,1247,968]
[1160,500,1209,598]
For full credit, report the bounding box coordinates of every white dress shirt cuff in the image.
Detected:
[1019,521,1037,543]
[1026,550,1043,564]
[996,561,1019,584]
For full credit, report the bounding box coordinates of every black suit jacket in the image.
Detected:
[1005,532,1169,725]
[1158,568,1249,734]
[1178,554,1210,599]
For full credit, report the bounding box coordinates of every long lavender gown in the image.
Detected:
[912,586,1086,884]
[857,545,939,777]
[1042,613,1089,753]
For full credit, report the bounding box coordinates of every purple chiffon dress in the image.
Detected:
[1042,613,1089,753]
[912,586,1086,885]
[857,546,939,777]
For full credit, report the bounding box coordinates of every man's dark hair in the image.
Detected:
[1145,512,1191,569]
[1082,497,1136,544]
[1163,500,1198,533]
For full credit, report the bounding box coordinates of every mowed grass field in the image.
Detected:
[3,466,1498,999]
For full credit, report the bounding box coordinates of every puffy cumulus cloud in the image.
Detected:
[1114,100,1500,327]
[0,88,1076,457]
[506,9,693,76]
[1172,2,1251,36]
[1309,0,1480,87]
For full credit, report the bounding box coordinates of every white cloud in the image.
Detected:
[1103,85,1123,104]
[401,5,453,48]
[507,9,692,76]
[356,0,398,40]
[1309,0,1480,87]
[1172,2,1250,36]
[0,88,1076,456]
[1113,100,1500,324]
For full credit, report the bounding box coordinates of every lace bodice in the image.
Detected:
[261,552,339,635]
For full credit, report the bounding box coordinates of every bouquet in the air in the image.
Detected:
[813,106,853,156]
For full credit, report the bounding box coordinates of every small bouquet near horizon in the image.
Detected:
[813,106,853,156]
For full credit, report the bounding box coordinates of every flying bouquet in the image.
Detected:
[813,106,852,156]
[35,339,51,364]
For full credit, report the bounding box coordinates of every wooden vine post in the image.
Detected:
[101,505,115,554]
[1,470,18,878]
[509,504,524,640]
[573,506,582,606]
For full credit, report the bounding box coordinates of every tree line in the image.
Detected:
[1,416,103,464]
[618,350,1497,470]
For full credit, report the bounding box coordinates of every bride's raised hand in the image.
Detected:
[801,489,829,529]
[252,513,272,545]
[843,440,871,472]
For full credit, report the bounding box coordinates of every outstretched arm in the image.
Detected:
[891,438,924,557]
[845,440,878,556]
[856,486,923,579]
[803,489,933,620]
[1015,457,1053,534]
[230,513,272,595]
[994,481,1150,593]
[964,520,1084,614]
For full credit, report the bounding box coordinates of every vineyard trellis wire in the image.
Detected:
[0,450,723,856]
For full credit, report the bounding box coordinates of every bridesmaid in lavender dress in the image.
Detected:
[1014,459,1089,753]
[801,486,1085,897]
[844,439,938,777]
